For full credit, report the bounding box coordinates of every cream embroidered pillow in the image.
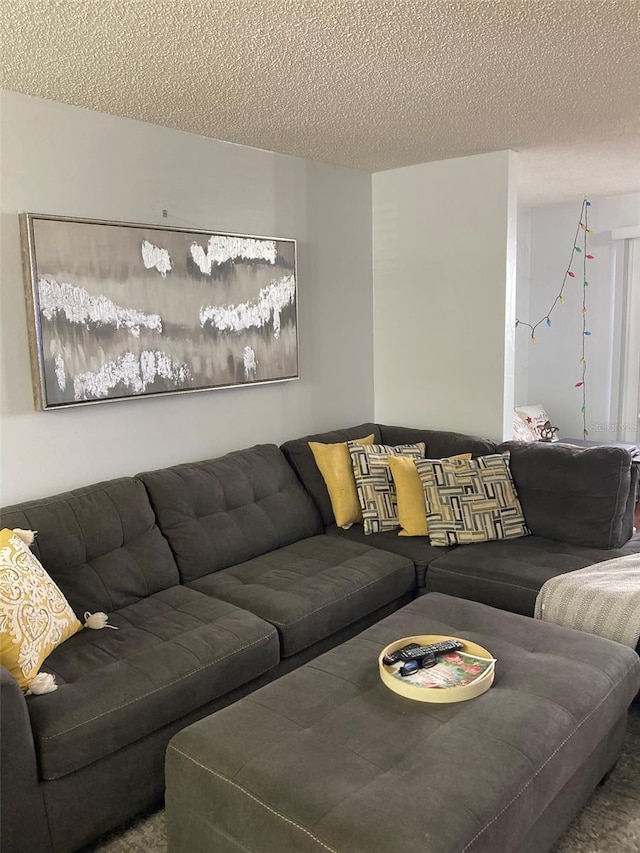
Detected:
[0,528,82,691]
[348,442,426,534]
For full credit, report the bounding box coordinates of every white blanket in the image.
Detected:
[534,554,640,649]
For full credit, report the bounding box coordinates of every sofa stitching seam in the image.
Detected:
[167,745,339,852]
[39,632,277,740]
[428,565,537,592]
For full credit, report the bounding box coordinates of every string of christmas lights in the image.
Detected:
[515,198,595,438]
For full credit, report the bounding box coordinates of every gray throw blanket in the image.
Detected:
[535,554,640,648]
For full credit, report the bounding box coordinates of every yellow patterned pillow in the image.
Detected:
[0,528,82,691]
[389,454,472,537]
[309,435,375,527]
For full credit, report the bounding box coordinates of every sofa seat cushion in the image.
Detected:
[325,523,451,566]
[425,532,640,616]
[28,586,279,780]
[188,535,415,657]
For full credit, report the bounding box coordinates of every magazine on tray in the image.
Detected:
[389,650,496,689]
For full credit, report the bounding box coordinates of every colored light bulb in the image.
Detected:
[546,317,552,327]
[575,381,583,387]
[584,281,589,286]
[579,357,585,364]
[584,331,591,336]
[586,254,594,259]
[586,201,592,206]
[568,271,575,278]
[530,335,536,344]
[560,296,566,304]
[515,320,520,327]
[582,307,587,314]
[575,247,582,253]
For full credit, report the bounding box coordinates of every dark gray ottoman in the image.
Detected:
[166,593,640,853]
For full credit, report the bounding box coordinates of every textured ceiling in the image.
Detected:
[1,0,639,206]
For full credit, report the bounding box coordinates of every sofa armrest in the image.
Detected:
[498,441,633,548]
[1,665,51,852]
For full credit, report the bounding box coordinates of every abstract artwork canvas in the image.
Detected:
[20,214,298,409]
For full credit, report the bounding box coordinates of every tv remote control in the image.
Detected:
[382,639,464,666]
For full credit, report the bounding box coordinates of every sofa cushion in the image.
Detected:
[498,441,633,548]
[138,445,322,584]
[0,479,179,617]
[187,534,415,657]
[425,532,640,616]
[280,423,382,526]
[27,585,279,780]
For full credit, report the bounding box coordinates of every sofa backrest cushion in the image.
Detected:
[280,423,381,526]
[137,444,322,583]
[379,425,499,459]
[0,478,179,617]
[497,441,633,548]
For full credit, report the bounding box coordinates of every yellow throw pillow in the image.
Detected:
[0,528,82,691]
[309,435,375,527]
[389,454,472,537]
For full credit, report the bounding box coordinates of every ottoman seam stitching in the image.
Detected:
[168,745,340,853]
[459,659,640,852]
[39,632,277,740]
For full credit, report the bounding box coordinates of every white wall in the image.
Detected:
[523,192,640,439]
[514,209,532,406]
[0,91,374,504]
[372,151,518,441]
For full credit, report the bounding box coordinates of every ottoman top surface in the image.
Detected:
[168,593,640,853]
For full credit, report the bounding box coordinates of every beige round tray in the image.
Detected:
[379,634,495,703]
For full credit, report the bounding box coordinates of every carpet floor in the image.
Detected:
[88,702,640,852]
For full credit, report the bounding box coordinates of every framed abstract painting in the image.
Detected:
[19,213,298,409]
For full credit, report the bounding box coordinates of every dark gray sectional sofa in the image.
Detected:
[1,423,639,852]
[282,422,640,615]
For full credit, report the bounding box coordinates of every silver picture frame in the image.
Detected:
[20,213,299,410]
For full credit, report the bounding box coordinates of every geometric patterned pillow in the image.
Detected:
[347,442,425,535]
[0,528,83,691]
[415,453,530,547]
